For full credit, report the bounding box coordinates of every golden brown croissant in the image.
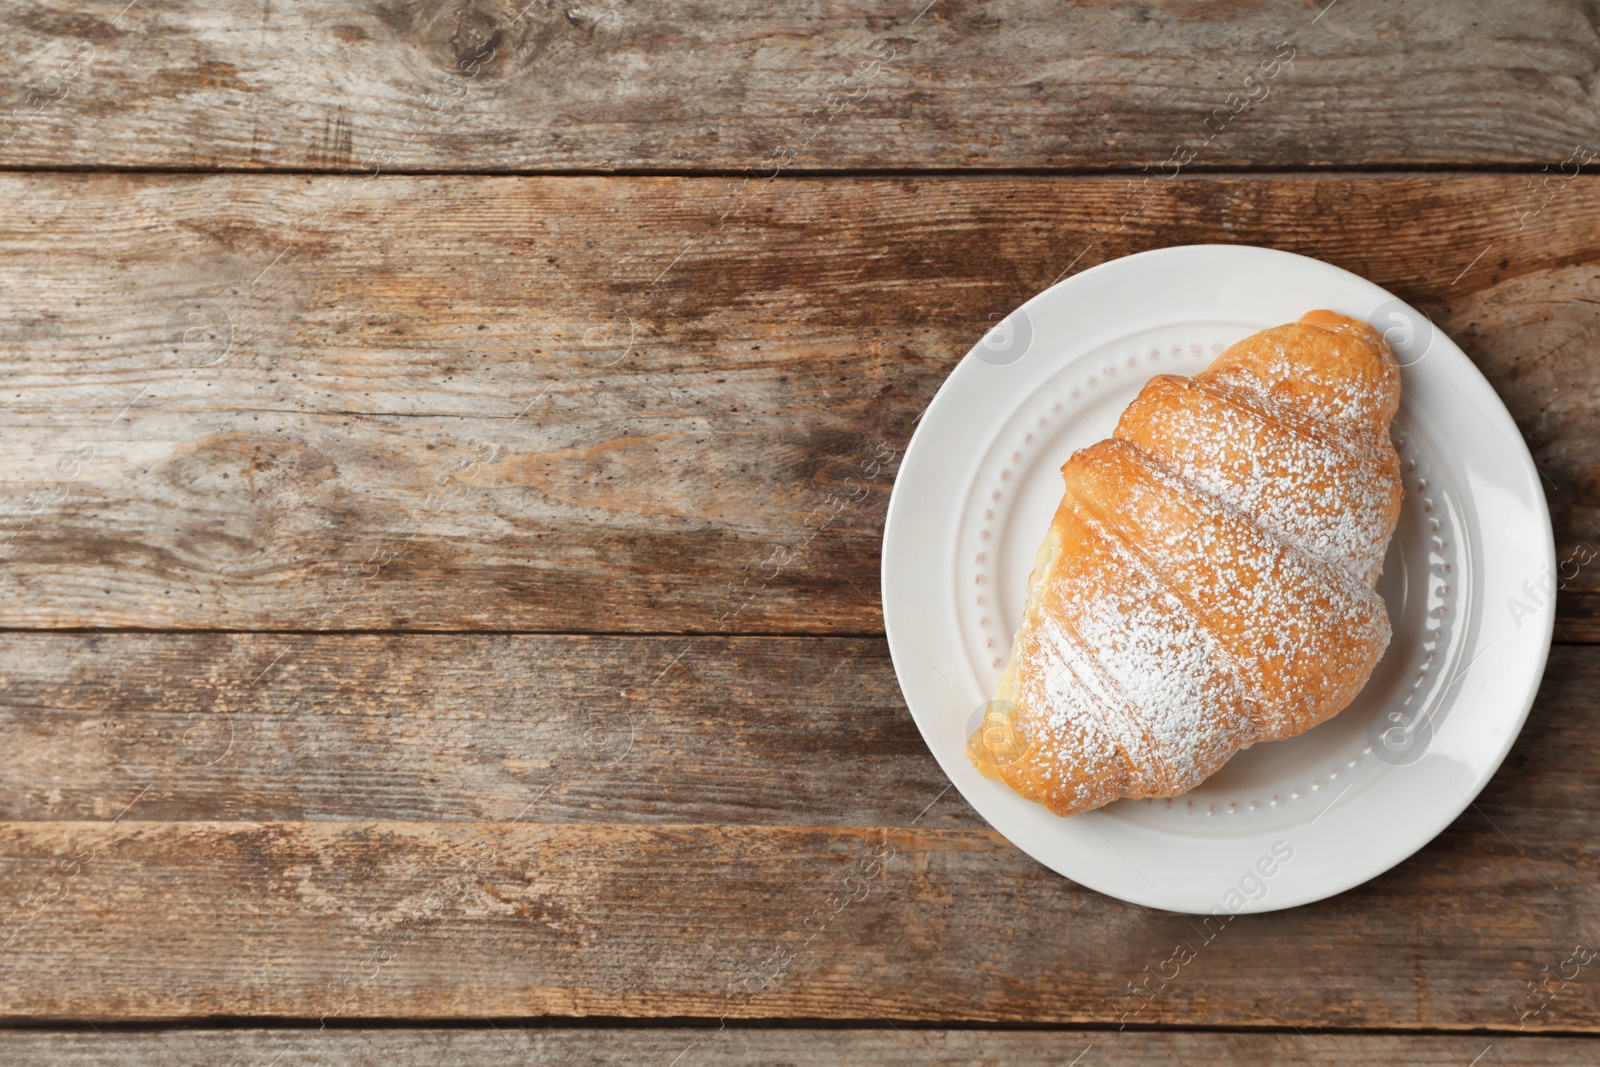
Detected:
[969,311,1402,816]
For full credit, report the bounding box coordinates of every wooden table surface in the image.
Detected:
[4,1,1599,1063]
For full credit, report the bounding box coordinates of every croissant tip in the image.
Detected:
[1297,309,1363,328]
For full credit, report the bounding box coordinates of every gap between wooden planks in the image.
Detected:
[0,635,1596,1027]
[0,174,1596,636]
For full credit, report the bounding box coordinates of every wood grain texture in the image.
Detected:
[0,638,1596,1026]
[0,172,1597,634]
[0,634,950,827]
[0,1028,1577,1066]
[3,1,1600,171]
[5,0,1597,1045]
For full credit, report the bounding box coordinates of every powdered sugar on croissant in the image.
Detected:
[970,312,1402,816]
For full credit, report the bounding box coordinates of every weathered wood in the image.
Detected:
[1,173,1597,633]
[1,1,1598,171]
[0,634,963,827]
[0,1027,1575,1066]
[0,820,1594,1025]
[3,0,1594,1045]
[0,638,1596,1026]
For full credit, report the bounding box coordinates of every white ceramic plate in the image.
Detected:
[882,245,1555,914]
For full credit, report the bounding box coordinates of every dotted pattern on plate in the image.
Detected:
[955,334,1464,827]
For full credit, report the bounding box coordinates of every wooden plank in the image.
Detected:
[2,1,1598,170]
[0,634,959,827]
[1,639,1596,1026]
[0,819,1594,1026]
[1,173,1597,634]
[0,1027,1580,1066]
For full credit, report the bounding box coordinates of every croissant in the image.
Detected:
[969,311,1402,816]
